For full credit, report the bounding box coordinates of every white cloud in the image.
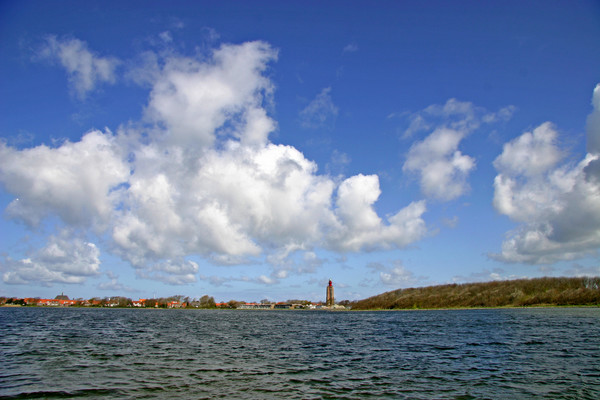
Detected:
[0,130,129,228]
[302,251,325,271]
[403,114,432,138]
[137,259,199,285]
[585,84,600,184]
[257,275,276,285]
[492,87,600,264]
[492,153,600,264]
[404,128,475,200]
[367,260,419,287]
[146,41,277,149]
[1,40,430,286]
[493,122,563,178]
[112,43,427,267]
[40,36,120,99]
[587,83,600,154]
[2,232,101,285]
[402,99,514,201]
[380,266,415,286]
[112,142,335,266]
[331,174,428,251]
[299,87,338,129]
[263,250,326,282]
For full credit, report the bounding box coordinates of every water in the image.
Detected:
[1,308,599,399]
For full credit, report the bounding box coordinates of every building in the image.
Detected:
[132,299,146,307]
[326,279,335,306]
[239,303,274,309]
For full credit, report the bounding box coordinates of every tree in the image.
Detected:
[228,300,242,309]
[145,299,158,308]
[118,297,132,307]
[206,296,216,308]
[6,298,25,306]
[157,298,168,308]
[169,295,186,302]
[198,295,216,308]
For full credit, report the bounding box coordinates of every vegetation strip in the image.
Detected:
[351,277,600,310]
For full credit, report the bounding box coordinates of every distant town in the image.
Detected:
[0,295,352,310]
[0,280,352,310]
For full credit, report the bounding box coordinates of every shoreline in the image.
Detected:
[2,304,599,311]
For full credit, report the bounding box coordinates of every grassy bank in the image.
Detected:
[351,277,600,310]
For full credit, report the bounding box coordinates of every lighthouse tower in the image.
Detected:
[326,279,335,306]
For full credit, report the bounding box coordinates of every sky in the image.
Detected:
[1,0,600,303]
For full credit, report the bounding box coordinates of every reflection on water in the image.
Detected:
[1,308,599,399]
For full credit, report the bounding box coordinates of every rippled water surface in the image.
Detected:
[1,307,599,399]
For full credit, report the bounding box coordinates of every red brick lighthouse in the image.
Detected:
[326,279,335,306]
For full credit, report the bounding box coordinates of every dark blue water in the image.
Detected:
[1,308,599,399]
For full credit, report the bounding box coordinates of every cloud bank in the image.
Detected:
[3,35,597,288]
[1,40,427,286]
[492,85,600,264]
[2,231,101,285]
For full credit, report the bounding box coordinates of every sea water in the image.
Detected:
[1,307,599,399]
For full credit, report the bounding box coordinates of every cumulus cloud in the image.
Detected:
[331,174,427,251]
[493,122,563,178]
[492,87,600,264]
[146,41,277,149]
[299,87,338,129]
[0,130,129,228]
[403,99,514,201]
[587,84,600,154]
[136,259,199,285]
[404,128,475,200]
[2,232,101,285]
[264,250,326,282]
[585,83,600,183]
[40,36,120,99]
[367,260,420,287]
[0,40,429,286]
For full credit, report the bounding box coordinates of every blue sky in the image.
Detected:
[1,0,599,302]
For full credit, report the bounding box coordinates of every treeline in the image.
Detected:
[147,295,218,308]
[1,297,26,306]
[351,277,600,310]
[102,294,220,308]
[0,294,219,308]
